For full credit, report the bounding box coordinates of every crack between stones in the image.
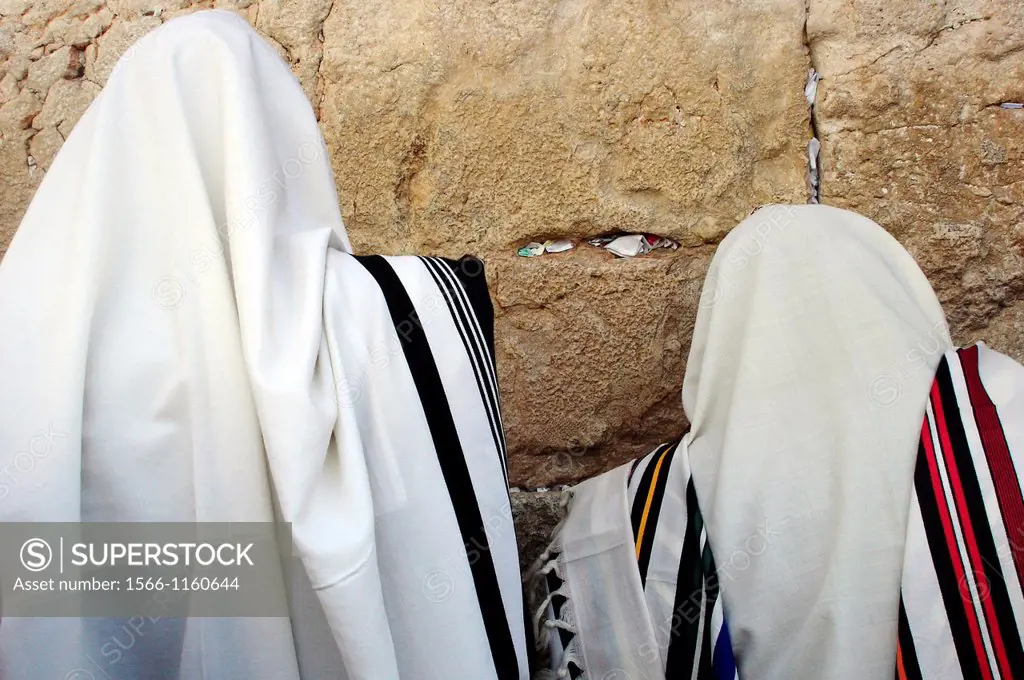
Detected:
[314,0,337,121]
[825,121,960,136]
[802,0,821,203]
[827,44,903,79]
[919,15,988,53]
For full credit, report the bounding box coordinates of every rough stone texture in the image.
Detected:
[490,246,712,488]
[2,1,1019,495]
[809,0,1024,363]
[319,0,810,254]
[0,0,246,253]
[510,490,563,573]
[512,489,565,638]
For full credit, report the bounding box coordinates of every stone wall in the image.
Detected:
[1,1,1021,503]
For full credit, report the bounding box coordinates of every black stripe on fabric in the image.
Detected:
[355,255,520,680]
[935,360,1024,673]
[630,445,667,543]
[421,257,504,440]
[443,256,497,362]
[665,479,705,679]
[542,565,582,680]
[424,256,507,464]
[913,432,986,680]
[628,455,653,505]
[696,536,718,679]
[637,442,678,588]
[898,596,924,680]
[419,256,508,484]
[430,257,503,415]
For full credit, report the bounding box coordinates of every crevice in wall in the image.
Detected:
[510,486,568,494]
[806,73,821,204]
[802,0,822,204]
[314,0,337,121]
[515,232,681,258]
[395,134,428,224]
[920,14,988,53]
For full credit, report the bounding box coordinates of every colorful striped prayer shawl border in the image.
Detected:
[628,440,739,680]
[898,346,1024,679]
[534,438,740,680]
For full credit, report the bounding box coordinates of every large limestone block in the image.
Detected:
[490,246,712,488]
[319,0,811,255]
[809,0,1024,361]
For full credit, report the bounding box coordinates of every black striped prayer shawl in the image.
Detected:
[352,255,528,680]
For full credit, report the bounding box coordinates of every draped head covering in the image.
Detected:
[0,11,527,680]
[684,204,951,678]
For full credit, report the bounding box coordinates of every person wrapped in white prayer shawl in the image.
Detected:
[531,204,1024,680]
[0,11,529,680]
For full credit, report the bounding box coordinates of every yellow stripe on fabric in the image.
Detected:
[635,446,671,560]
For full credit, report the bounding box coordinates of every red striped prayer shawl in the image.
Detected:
[899,345,1024,679]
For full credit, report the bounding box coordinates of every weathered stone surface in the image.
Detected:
[0,133,35,254]
[809,0,1024,362]
[0,87,40,131]
[319,0,810,255]
[36,77,100,136]
[84,14,161,84]
[251,0,331,99]
[510,490,563,573]
[0,0,300,255]
[490,246,710,488]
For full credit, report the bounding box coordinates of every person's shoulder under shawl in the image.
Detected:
[528,434,738,680]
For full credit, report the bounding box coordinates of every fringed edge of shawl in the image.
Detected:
[524,488,588,679]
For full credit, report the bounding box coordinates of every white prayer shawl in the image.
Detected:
[533,204,969,679]
[683,204,952,679]
[0,11,527,680]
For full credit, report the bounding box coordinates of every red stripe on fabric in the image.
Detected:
[922,411,996,680]
[960,345,1024,597]
[931,378,1012,677]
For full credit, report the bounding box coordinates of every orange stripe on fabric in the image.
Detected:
[635,448,670,559]
[896,642,907,680]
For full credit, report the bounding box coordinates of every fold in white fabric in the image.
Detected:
[0,11,526,680]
